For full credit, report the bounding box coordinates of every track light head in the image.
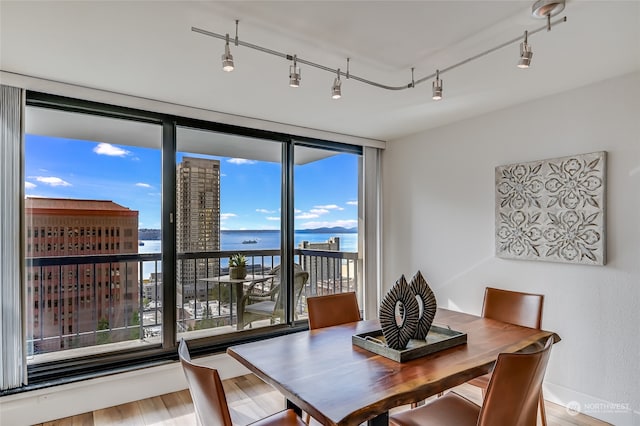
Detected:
[221,34,234,72]
[332,69,342,99]
[289,55,301,87]
[518,31,533,68]
[518,47,533,68]
[432,70,443,101]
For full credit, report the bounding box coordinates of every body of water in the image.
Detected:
[138,230,357,279]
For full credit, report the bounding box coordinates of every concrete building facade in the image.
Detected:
[176,157,221,301]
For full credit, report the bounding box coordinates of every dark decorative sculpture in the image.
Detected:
[409,271,437,340]
[379,275,419,350]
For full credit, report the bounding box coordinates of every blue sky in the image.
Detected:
[24,135,358,230]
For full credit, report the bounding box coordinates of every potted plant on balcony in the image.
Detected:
[229,253,247,279]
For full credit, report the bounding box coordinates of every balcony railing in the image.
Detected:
[25,248,359,356]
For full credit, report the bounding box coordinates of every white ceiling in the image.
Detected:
[1,1,639,142]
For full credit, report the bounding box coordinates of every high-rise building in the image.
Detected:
[299,237,341,288]
[25,198,139,353]
[176,157,221,300]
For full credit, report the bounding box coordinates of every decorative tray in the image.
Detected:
[352,325,467,362]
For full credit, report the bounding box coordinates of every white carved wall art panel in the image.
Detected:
[495,151,606,265]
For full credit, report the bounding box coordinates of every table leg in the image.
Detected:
[286,399,303,417]
[367,412,389,426]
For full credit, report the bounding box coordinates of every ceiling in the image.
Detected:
[1,1,639,142]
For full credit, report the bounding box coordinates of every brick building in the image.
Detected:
[25,198,139,353]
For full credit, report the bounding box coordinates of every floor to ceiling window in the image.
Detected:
[19,92,364,384]
[293,143,361,317]
[23,103,162,361]
[175,127,283,337]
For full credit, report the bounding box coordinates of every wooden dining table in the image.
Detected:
[227,308,561,426]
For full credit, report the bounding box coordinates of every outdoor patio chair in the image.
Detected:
[240,264,309,329]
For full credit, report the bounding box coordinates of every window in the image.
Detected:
[24,101,161,359]
[20,92,365,385]
[176,127,283,337]
[293,144,361,312]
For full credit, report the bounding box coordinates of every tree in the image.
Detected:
[96,317,110,345]
[130,311,141,340]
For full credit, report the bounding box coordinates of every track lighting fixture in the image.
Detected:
[289,55,301,88]
[192,0,567,100]
[518,31,533,68]
[432,70,443,100]
[221,34,234,72]
[332,69,342,99]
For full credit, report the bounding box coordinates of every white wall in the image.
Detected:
[382,71,640,425]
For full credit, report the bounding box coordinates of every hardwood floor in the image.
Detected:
[37,374,610,426]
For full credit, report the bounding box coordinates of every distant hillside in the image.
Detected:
[138,227,357,239]
[138,228,161,240]
[296,226,357,234]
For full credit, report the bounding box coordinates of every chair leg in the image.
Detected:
[538,390,547,426]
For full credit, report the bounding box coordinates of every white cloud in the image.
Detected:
[296,212,319,219]
[266,216,280,221]
[346,200,358,206]
[136,183,152,188]
[93,143,130,157]
[227,158,256,165]
[35,176,71,187]
[25,182,36,189]
[256,208,276,214]
[309,208,329,215]
[315,204,344,211]
[221,213,237,221]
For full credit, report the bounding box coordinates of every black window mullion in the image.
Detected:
[282,140,295,325]
[161,120,177,349]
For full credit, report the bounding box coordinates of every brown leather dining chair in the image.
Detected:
[390,336,554,426]
[466,287,547,426]
[307,291,361,329]
[178,338,306,426]
[303,291,361,423]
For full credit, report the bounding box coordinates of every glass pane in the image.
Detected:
[176,127,282,338]
[293,145,361,321]
[24,106,162,361]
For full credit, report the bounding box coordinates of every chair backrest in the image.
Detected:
[307,292,361,329]
[272,264,309,312]
[178,338,233,426]
[478,336,554,426]
[482,287,544,329]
